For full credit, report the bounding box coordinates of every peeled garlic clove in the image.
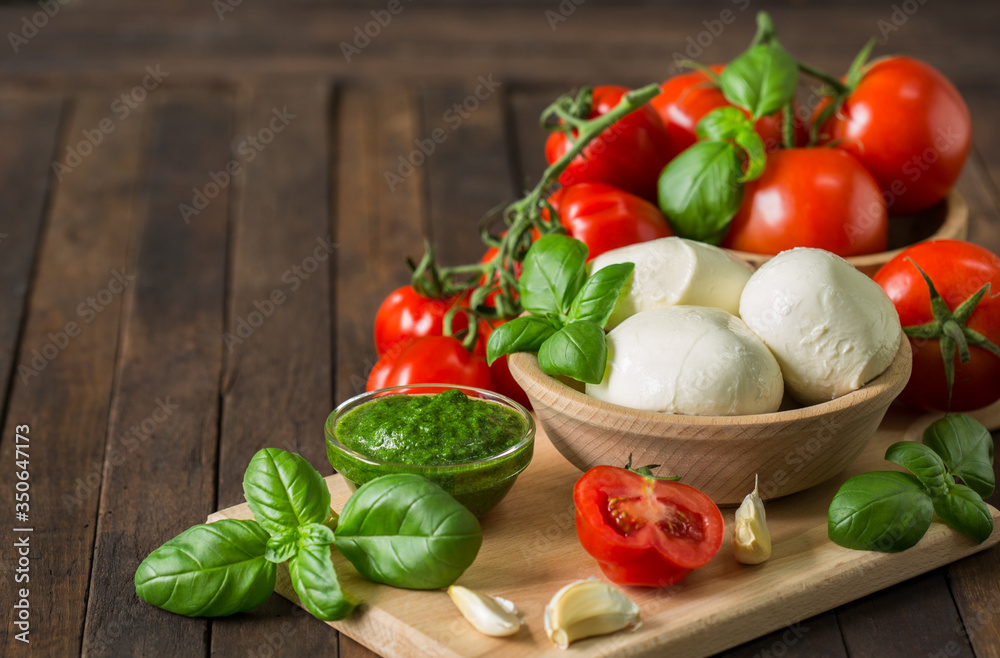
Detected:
[544,578,641,649]
[733,475,771,565]
[447,585,521,637]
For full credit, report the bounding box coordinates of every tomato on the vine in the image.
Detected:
[547,183,673,260]
[373,286,468,356]
[722,148,888,257]
[574,465,724,587]
[474,320,531,409]
[873,240,1000,412]
[650,65,799,154]
[816,56,971,216]
[366,335,494,392]
[545,86,674,203]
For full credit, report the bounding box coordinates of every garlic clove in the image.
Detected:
[447,585,522,637]
[733,475,772,565]
[543,578,641,649]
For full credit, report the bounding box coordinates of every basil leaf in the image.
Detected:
[537,321,607,385]
[299,522,336,546]
[885,441,949,498]
[485,315,557,365]
[289,543,357,621]
[720,42,799,120]
[569,262,634,328]
[923,415,995,498]
[333,474,482,590]
[828,471,934,552]
[518,235,589,316]
[135,519,276,617]
[933,483,995,544]
[265,528,299,563]
[657,141,743,245]
[695,106,754,142]
[243,448,332,534]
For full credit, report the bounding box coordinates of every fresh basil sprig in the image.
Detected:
[136,448,357,622]
[334,473,483,590]
[828,415,996,552]
[485,235,633,384]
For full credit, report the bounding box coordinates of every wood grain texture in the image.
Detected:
[0,91,62,417]
[333,85,427,402]
[0,92,142,655]
[209,83,341,658]
[80,91,232,656]
[211,406,1000,658]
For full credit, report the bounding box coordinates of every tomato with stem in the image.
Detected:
[366,336,494,392]
[373,286,469,356]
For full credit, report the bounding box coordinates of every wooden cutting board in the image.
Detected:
[210,401,1000,658]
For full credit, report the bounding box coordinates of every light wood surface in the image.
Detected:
[212,404,1000,658]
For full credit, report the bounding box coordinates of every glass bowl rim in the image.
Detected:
[325,383,535,471]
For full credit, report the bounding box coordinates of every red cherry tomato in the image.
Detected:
[545,86,674,202]
[574,465,724,587]
[722,148,888,257]
[650,65,804,154]
[873,240,1000,412]
[547,183,673,260]
[474,320,531,409]
[366,335,494,392]
[479,243,523,307]
[373,286,468,356]
[816,56,971,216]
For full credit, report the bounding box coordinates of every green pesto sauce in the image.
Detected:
[335,389,527,466]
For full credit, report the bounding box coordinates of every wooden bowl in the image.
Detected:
[726,190,968,277]
[507,336,912,506]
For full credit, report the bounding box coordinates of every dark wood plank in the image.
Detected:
[0,91,62,417]
[0,92,142,654]
[80,91,232,656]
[717,613,846,658]
[509,85,561,193]
[959,91,1000,253]
[419,79,513,265]
[2,5,999,89]
[837,571,974,658]
[333,85,427,401]
[208,82,341,656]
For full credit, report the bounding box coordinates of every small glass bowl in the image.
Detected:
[325,384,535,517]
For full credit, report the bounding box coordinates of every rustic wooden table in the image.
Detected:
[1,1,999,656]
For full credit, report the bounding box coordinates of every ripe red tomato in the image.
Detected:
[574,465,724,587]
[547,183,673,260]
[722,148,888,257]
[545,86,674,203]
[373,286,468,356]
[478,242,524,308]
[816,56,971,216]
[366,335,494,392]
[474,320,531,409]
[651,65,797,154]
[873,240,1000,412]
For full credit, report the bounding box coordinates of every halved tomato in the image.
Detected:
[574,465,724,587]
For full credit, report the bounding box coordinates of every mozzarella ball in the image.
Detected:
[586,307,784,415]
[590,237,753,329]
[739,248,901,405]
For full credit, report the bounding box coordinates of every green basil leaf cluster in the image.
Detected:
[657,26,798,245]
[334,474,483,590]
[485,235,633,385]
[136,447,357,622]
[829,415,995,552]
